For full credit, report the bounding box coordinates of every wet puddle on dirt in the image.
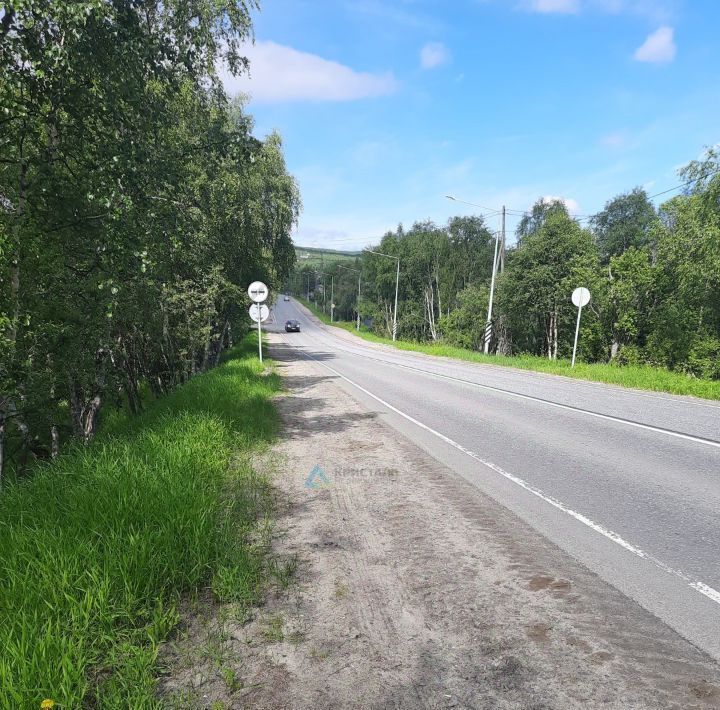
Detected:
[690,680,719,700]
[526,622,553,643]
[526,574,572,594]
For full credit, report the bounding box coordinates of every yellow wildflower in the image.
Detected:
[40,701,55,709]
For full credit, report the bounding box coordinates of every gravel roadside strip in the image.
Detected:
[160,334,720,709]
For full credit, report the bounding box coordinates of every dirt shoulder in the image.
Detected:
[159,335,720,709]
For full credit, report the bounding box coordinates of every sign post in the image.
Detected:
[248,281,269,363]
[571,287,591,368]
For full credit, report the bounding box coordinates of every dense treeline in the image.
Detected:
[293,150,719,379]
[0,1,299,481]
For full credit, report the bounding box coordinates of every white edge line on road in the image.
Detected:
[290,341,720,610]
[385,357,720,449]
[292,297,720,412]
[302,329,720,450]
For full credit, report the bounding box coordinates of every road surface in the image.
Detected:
[267,297,720,662]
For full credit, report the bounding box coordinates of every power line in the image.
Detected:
[298,165,720,251]
[646,167,720,201]
[455,166,720,226]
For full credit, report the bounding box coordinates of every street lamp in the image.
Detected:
[445,195,505,354]
[337,264,362,331]
[364,249,400,341]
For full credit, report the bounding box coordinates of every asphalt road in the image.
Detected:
[267,297,720,662]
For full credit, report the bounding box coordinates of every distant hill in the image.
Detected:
[295,245,362,267]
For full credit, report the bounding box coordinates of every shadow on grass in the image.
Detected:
[102,339,282,442]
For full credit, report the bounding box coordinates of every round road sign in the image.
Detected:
[249,304,270,323]
[571,287,591,308]
[248,281,269,303]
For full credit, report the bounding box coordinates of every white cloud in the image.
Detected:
[345,0,444,32]
[420,42,449,69]
[524,0,580,13]
[592,0,675,21]
[520,0,675,20]
[633,26,676,63]
[601,131,629,149]
[541,195,582,213]
[350,140,396,168]
[441,159,475,182]
[221,41,398,102]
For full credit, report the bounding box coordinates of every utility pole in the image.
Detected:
[445,196,505,352]
[393,258,400,341]
[500,205,506,273]
[484,229,501,354]
[315,271,333,318]
[364,249,400,341]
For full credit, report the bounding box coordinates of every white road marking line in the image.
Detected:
[693,582,720,605]
[380,358,720,449]
[293,326,720,450]
[286,339,720,609]
[291,297,720,411]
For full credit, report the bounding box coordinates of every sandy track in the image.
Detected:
[160,336,720,709]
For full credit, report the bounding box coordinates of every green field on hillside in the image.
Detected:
[295,245,361,268]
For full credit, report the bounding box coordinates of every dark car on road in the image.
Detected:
[285,319,300,332]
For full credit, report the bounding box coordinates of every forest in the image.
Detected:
[0,1,299,482]
[293,151,720,381]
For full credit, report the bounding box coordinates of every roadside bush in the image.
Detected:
[614,344,645,367]
[684,337,720,380]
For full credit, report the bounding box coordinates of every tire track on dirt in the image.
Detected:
[158,339,720,709]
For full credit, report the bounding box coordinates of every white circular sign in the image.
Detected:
[571,287,591,308]
[247,281,268,303]
[249,304,269,323]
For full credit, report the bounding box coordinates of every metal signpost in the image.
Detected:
[248,281,269,363]
[571,287,591,368]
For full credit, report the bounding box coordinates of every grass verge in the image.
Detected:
[0,334,280,709]
[296,297,720,400]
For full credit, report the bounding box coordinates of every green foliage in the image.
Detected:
[0,1,299,474]
[591,188,658,261]
[498,207,601,360]
[297,149,720,388]
[515,198,569,243]
[0,337,279,709]
[606,248,655,351]
[439,283,489,350]
[685,337,720,380]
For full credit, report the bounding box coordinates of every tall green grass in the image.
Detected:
[0,335,280,709]
[296,297,720,400]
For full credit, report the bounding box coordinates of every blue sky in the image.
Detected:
[222,0,720,249]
